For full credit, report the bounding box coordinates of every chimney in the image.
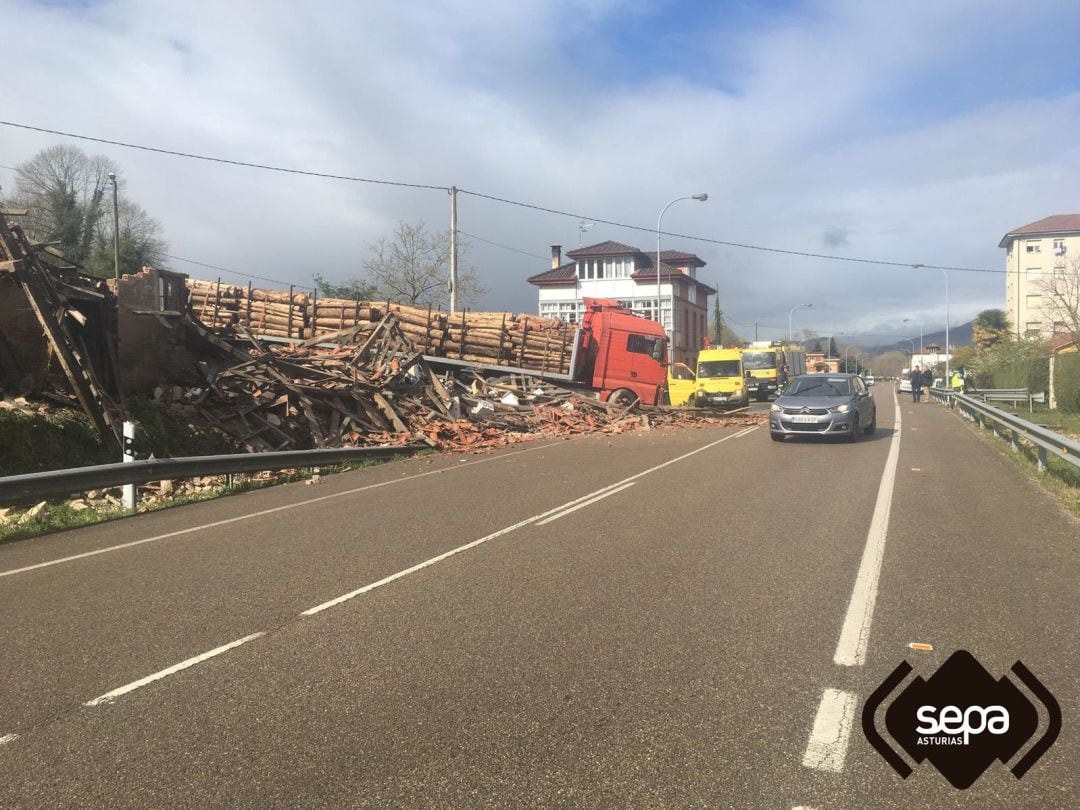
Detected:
[551,245,562,270]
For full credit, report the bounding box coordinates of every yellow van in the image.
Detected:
[667,348,749,408]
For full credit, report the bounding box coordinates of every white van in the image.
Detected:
[899,368,912,393]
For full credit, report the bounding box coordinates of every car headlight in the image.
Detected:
[770,403,781,412]
[834,403,850,414]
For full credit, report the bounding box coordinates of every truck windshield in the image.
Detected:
[742,351,777,370]
[698,360,741,378]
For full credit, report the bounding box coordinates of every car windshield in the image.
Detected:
[785,377,852,396]
[741,351,776,370]
[698,360,742,378]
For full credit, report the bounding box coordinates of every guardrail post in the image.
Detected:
[122,421,136,512]
[1037,446,1048,473]
[1010,429,1019,453]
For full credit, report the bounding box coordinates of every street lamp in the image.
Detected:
[843,344,857,372]
[912,265,951,392]
[903,318,924,355]
[108,171,119,281]
[657,194,708,364]
[788,303,812,344]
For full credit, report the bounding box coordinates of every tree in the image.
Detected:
[1037,255,1080,349]
[870,350,907,378]
[972,308,1011,351]
[352,221,486,308]
[11,144,166,277]
[312,273,377,301]
[810,339,823,353]
[829,337,840,358]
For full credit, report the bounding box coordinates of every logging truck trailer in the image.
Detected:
[424,298,669,406]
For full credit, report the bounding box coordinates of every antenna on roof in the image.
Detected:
[578,220,594,246]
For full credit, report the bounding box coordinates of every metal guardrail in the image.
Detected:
[0,444,424,506]
[930,389,1079,473]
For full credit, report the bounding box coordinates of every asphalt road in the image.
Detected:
[1,386,1078,808]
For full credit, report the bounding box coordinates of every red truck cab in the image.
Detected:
[577,298,668,405]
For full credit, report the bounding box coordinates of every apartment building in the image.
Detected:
[527,241,715,366]
[999,214,1080,339]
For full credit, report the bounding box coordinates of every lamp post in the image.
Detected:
[108,172,119,281]
[912,265,950,393]
[904,318,924,356]
[844,344,856,372]
[788,303,812,344]
[901,338,916,366]
[657,194,708,363]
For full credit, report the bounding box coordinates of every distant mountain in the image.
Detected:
[860,321,973,354]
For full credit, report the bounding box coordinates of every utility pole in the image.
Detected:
[109,172,120,281]
[449,185,458,314]
[754,321,758,341]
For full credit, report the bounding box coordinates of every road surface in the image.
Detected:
[0,386,1077,807]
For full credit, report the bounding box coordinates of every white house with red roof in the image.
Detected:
[527,241,716,366]
[1000,214,1080,339]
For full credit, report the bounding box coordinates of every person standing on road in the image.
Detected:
[951,370,963,391]
[910,365,923,403]
[922,366,933,401]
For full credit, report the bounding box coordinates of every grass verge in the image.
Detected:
[0,452,425,545]
[945,404,1080,520]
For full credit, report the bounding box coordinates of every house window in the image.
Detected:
[1026,267,1041,282]
[1026,294,1042,308]
[1054,239,1066,256]
[1025,322,1042,338]
[540,301,582,323]
[1053,321,1067,334]
[1026,241,1041,253]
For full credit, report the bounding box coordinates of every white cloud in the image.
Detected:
[3,0,1079,341]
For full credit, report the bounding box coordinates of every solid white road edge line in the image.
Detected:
[301,426,757,616]
[535,482,636,526]
[0,441,565,580]
[801,688,857,772]
[84,633,265,707]
[833,389,902,667]
[0,733,18,746]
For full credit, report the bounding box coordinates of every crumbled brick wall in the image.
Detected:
[115,268,198,396]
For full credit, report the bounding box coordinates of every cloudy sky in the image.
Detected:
[3,0,1080,343]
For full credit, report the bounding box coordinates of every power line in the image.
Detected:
[164,254,314,291]
[0,120,448,192]
[457,229,548,261]
[456,187,1008,275]
[2,119,1060,278]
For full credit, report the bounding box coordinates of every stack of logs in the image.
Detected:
[169,313,764,453]
[185,278,575,375]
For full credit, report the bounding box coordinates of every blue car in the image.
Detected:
[769,373,876,442]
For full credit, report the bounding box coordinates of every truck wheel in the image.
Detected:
[609,388,638,407]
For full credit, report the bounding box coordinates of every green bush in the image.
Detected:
[970,338,1050,394]
[0,409,114,476]
[1055,353,1080,413]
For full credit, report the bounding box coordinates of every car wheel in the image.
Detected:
[608,388,638,407]
[847,413,860,442]
[770,431,784,442]
[863,409,876,434]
